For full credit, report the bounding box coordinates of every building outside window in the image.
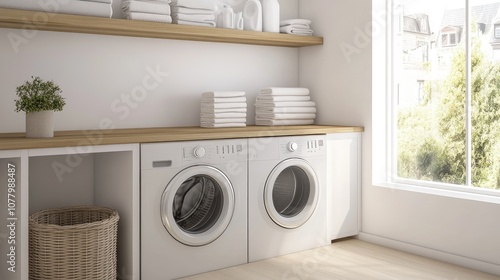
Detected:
[389,0,500,194]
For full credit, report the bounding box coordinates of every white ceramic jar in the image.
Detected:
[261,0,279,33]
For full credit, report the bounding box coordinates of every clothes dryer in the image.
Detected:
[141,139,247,279]
[248,135,328,262]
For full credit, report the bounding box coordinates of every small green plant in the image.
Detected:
[14,76,66,114]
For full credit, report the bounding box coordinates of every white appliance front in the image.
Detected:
[141,139,247,280]
[248,135,328,262]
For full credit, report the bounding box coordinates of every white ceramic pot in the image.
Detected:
[26,110,54,138]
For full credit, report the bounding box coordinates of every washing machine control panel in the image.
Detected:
[183,141,246,164]
[280,137,325,157]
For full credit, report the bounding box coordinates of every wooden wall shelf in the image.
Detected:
[0,8,323,47]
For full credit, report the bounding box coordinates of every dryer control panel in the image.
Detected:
[279,136,326,158]
[182,141,246,164]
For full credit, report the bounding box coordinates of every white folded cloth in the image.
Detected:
[129,0,171,3]
[260,87,310,96]
[171,6,214,14]
[202,103,247,109]
[171,0,216,11]
[280,19,311,26]
[174,19,216,27]
[81,0,113,4]
[280,26,313,36]
[201,118,246,123]
[255,101,316,108]
[122,1,171,15]
[202,91,245,98]
[201,108,247,114]
[255,119,315,126]
[201,123,246,128]
[201,113,247,118]
[256,113,316,120]
[0,0,113,17]
[202,97,246,103]
[172,13,215,21]
[256,95,310,102]
[256,107,316,114]
[126,12,172,23]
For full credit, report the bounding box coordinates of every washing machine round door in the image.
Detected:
[161,165,235,246]
[264,158,319,229]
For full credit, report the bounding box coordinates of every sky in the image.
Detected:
[402,0,500,32]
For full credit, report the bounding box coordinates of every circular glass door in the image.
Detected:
[264,158,319,229]
[161,165,235,246]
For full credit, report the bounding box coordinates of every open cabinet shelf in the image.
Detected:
[0,8,323,47]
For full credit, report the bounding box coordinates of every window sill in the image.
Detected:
[373,181,500,205]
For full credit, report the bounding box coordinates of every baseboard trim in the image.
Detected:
[358,232,500,277]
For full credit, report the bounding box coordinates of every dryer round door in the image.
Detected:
[161,165,235,246]
[264,158,319,229]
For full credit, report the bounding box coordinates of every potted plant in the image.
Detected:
[14,76,66,138]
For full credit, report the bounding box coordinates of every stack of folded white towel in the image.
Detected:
[122,0,172,23]
[170,0,216,27]
[280,19,313,36]
[255,87,317,126]
[201,91,247,128]
[0,0,113,18]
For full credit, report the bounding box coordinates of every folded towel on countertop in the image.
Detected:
[280,19,311,26]
[256,107,316,114]
[255,101,316,108]
[174,19,216,27]
[171,6,214,14]
[201,108,248,114]
[202,103,247,109]
[172,13,215,21]
[201,123,246,128]
[0,0,113,17]
[255,119,314,126]
[126,12,172,23]
[202,91,245,98]
[201,113,247,118]
[201,118,246,123]
[202,97,246,103]
[260,87,310,96]
[122,1,171,14]
[280,26,313,36]
[256,113,316,120]
[171,0,216,11]
[256,95,310,102]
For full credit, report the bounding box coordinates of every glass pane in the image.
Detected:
[470,0,500,190]
[272,167,310,218]
[173,175,223,233]
[396,0,467,185]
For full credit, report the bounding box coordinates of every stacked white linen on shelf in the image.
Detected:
[122,0,172,23]
[280,19,313,36]
[0,0,113,18]
[201,91,247,128]
[170,0,216,27]
[255,87,316,126]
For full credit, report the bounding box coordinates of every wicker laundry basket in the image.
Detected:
[29,206,119,280]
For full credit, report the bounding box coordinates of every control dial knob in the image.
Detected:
[193,146,206,158]
[287,142,298,152]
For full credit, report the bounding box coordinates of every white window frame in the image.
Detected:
[372,0,500,204]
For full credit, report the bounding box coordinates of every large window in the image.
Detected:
[390,0,500,193]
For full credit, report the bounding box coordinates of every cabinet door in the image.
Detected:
[0,150,29,280]
[327,133,361,241]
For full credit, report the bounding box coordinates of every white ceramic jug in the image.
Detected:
[220,5,235,29]
[261,0,279,33]
[243,0,262,31]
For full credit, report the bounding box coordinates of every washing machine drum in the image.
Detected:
[161,166,235,246]
[265,158,319,229]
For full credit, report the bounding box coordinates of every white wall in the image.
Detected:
[0,0,299,133]
[299,0,500,275]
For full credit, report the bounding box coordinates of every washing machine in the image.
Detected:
[141,139,247,280]
[248,135,328,262]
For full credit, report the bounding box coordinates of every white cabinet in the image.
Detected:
[327,132,361,241]
[0,145,140,280]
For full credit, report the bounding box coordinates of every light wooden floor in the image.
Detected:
[180,239,500,280]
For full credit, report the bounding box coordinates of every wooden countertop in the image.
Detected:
[0,125,363,150]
